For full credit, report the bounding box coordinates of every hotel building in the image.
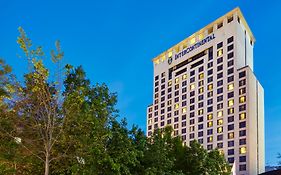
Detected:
[146,7,264,175]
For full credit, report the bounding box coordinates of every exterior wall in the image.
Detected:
[147,7,264,175]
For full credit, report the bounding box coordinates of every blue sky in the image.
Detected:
[1,0,280,165]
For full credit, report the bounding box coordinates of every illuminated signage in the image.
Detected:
[175,34,215,60]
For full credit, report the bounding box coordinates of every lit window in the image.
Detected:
[217,127,223,133]
[219,150,224,155]
[217,49,223,57]
[218,111,223,117]
[239,113,246,120]
[190,84,195,90]
[182,74,187,80]
[198,109,204,115]
[228,132,234,139]
[208,121,213,127]
[199,87,204,94]
[228,108,234,114]
[183,42,187,49]
[199,73,204,79]
[190,37,196,44]
[167,100,172,105]
[168,81,172,86]
[207,114,213,120]
[174,103,179,109]
[190,126,194,132]
[208,84,213,90]
[155,58,160,64]
[182,108,187,113]
[168,51,173,58]
[228,99,234,107]
[228,83,234,91]
[240,147,247,154]
[217,119,223,125]
[239,96,246,103]
[198,33,204,40]
[175,78,179,84]
[208,136,213,142]
[148,119,152,125]
[161,55,166,62]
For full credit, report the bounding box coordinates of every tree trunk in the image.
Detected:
[45,153,49,175]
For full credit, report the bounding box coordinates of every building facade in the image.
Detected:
[146,7,264,175]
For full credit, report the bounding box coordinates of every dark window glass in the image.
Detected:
[228,60,234,67]
[228,140,234,147]
[208,69,213,75]
[155,75,159,81]
[239,130,246,137]
[228,92,234,98]
[198,95,204,101]
[228,157,234,163]
[217,142,223,148]
[207,99,213,105]
[239,104,246,111]
[217,72,223,79]
[217,57,223,64]
[198,117,204,122]
[207,129,213,135]
[227,52,234,59]
[208,77,213,83]
[198,131,203,137]
[239,156,246,162]
[239,121,246,128]
[198,124,204,130]
[190,91,195,97]
[182,101,187,107]
[199,66,204,72]
[227,44,234,51]
[227,36,234,43]
[228,116,234,123]
[207,106,213,112]
[190,77,195,83]
[217,87,223,94]
[239,139,246,145]
[217,134,223,141]
[190,133,194,139]
[217,42,223,49]
[182,128,186,134]
[239,71,246,78]
[190,70,195,76]
[239,79,246,87]
[239,164,246,171]
[228,76,234,83]
[228,149,234,155]
[208,62,213,68]
[217,95,223,102]
[228,68,234,75]
[217,65,223,71]
[190,98,195,104]
[228,124,234,131]
[217,80,223,87]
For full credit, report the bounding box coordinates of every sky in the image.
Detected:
[0,0,281,166]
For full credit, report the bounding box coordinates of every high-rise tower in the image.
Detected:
[146,7,264,175]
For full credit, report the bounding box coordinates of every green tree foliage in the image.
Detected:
[0,28,231,175]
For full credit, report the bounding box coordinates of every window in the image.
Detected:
[168,81,172,86]
[228,75,234,82]
[217,119,223,125]
[217,65,223,71]
[228,83,234,91]
[239,121,246,128]
[207,129,213,135]
[199,66,204,72]
[217,72,223,79]
[207,99,213,105]
[239,96,246,103]
[207,145,213,150]
[198,87,204,94]
[207,136,213,143]
[228,108,234,114]
[227,44,234,51]
[228,116,234,123]
[182,81,187,87]
[198,80,204,87]
[208,91,213,98]
[182,74,187,80]
[217,134,223,141]
[190,84,195,90]
[240,147,247,154]
[207,114,213,120]
[218,22,223,29]
[228,157,234,163]
[217,80,223,87]
[182,108,187,113]
[239,164,246,171]
[208,62,213,68]
[155,75,159,81]
[198,131,203,137]
[208,77,213,83]
[217,42,223,49]
[239,156,246,162]
[198,124,204,130]
[228,124,234,131]
[175,78,179,84]
[239,138,246,145]
[190,77,195,83]
[239,130,246,137]
[227,52,234,59]
[239,71,246,78]
[217,95,223,102]
[239,87,246,95]
[227,36,234,44]
[217,87,223,94]
[239,104,246,111]
[228,149,234,155]
[228,60,234,67]
[208,84,213,90]
[228,132,234,139]
[239,113,246,120]
[228,92,234,98]
[190,70,195,76]
[239,79,246,87]
[182,128,186,134]
[199,73,204,80]
[217,142,223,148]
[228,99,234,107]
[208,69,213,75]
[217,49,223,57]
[217,111,223,117]
[208,27,213,34]
[227,68,234,75]
[217,57,223,64]
[227,16,233,23]
[217,127,223,133]
[190,133,195,139]
[208,121,213,127]
[228,140,234,147]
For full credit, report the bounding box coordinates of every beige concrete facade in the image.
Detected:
[147,7,264,175]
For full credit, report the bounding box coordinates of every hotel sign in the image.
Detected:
[175,34,215,60]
